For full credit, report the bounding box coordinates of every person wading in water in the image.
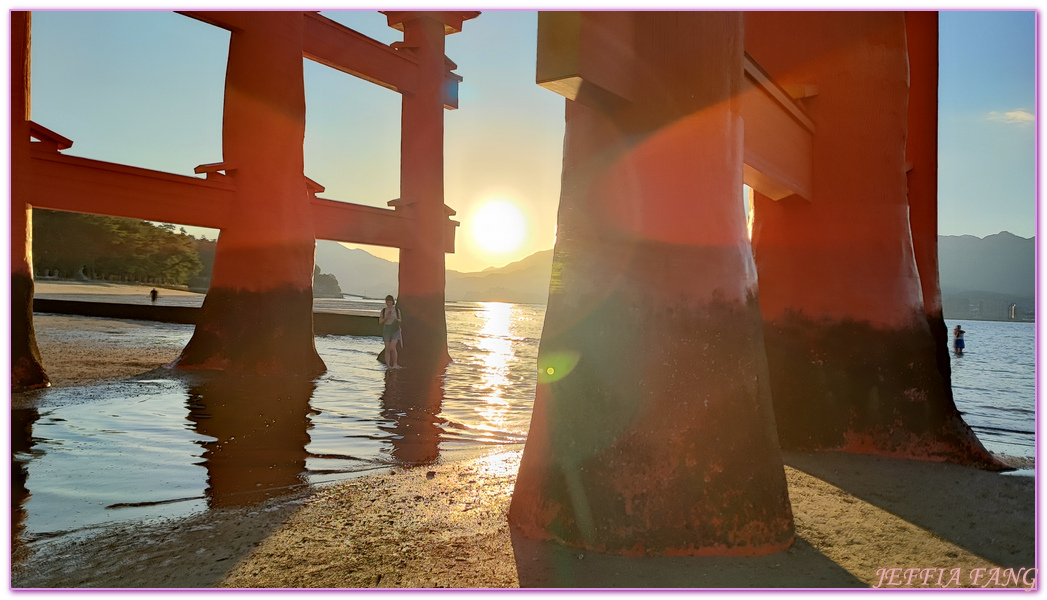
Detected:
[380,295,403,369]
[953,324,966,356]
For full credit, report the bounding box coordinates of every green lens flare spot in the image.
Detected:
[538,351,580,384]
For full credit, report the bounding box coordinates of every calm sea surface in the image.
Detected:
[945,319,1036,470]
[13,300,1036,551]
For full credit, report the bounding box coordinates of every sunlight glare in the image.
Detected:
[475,451,521,479]
[474,302,515,435]
[471,201,526,253]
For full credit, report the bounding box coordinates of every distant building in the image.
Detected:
[942,294,1034,322]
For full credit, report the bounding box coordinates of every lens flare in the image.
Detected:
[537,350,581,384]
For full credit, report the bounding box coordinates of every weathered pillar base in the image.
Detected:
[926,311,954,399]
[509,243,795,557]
[174,286,325,379]
[395,291,451,372]
[11,273,49,391]
[763,312,1010,471]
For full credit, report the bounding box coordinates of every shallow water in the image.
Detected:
[15,301,541,549]
[13,303,1035,552]
[946,319,1036,470]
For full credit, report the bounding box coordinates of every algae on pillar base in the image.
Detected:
[11,268,50,391]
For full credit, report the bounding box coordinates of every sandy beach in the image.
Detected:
[11,282,1038,589]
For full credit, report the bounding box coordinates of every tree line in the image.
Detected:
[32,210,342,295]
[33,210,205,286]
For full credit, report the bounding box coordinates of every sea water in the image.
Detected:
[13,302,1036,549]
[945,319,1036,471]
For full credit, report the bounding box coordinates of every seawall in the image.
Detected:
[32,299,382,337]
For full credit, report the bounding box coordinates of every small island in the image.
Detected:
[312,264,343,299]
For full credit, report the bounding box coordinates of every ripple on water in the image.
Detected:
[13,308,1031,551]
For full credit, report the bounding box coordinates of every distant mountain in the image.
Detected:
[318,231,1035,317]
[314,241,554,303]
[938,232,1034,297]
[314,241,398,299]
[446,250,553,304]
[938,232,1035,321]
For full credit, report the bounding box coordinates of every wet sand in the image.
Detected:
[35,280,202,298]
[222,451,1036,589]
[12,288,1038,589]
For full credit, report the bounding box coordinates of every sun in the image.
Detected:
[471,201,527,253]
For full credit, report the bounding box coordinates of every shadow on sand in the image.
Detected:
[782,450,1035,568]
[510,529,864,588]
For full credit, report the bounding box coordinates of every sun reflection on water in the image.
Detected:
[474,302,516,438]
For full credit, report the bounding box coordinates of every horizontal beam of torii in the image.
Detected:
[27,134,456,252]
[180,11,468,108]
[26,10,467,252]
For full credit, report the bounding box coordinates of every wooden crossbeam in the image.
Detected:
[302,13,464,109]
[176,11,250,32]
[302,12,419,94]
[311,197,412,249]
[312,197,457,252]
[383,11,481,35]
[536,12,814,202]
[28,149,236,229]
[27,146,455,252]
[536,12,633,110]
[740,53,814,201]
[29,121,74,150]
[183,12,463,108]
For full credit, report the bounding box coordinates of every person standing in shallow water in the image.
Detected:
[380,295,402,369]
[953,324,966,356]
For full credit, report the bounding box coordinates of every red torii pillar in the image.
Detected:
[510,12,794,556]
[386,11,469,371]
[173,12,325,378]
[906,12,954,401]
[11,11,49,391]
[745,12,1005,469]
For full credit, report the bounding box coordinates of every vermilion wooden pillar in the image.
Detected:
[174,12,325,378]
[746,12,1005,469]
[510,12,794,556]
[11,11,49,391]
[389,12,453,371]
[906,12,954,402]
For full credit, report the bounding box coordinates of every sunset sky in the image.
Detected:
[27,10,1036,273]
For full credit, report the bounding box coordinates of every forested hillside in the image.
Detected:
[33,210,203,285]
[34,211,343,294]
